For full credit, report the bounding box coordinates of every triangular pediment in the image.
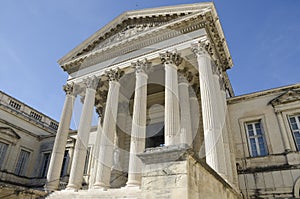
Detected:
[270,89,300,106]
[58,2,231,71]
[0,127,21,139]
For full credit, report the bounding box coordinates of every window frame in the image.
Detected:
[245,120,268,157]
[288,114,300,151]
[239,115,271,158]
[0,141,9,169]
[40,152,51,177]
[15,149,31,176]
[60,150,70,177]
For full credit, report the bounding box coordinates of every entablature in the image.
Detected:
[59,2,232,75]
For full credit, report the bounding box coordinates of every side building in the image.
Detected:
[0,91,62,198]
[228,83,300,198]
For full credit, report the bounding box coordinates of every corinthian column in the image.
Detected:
[89,106,104,189]
[178,69,193,146]
[94,68,122,190]
[127,59,150,187]
[67,76,98,191]
[191,42,227,177]
[160,51,182,146]
[46,83,76,191]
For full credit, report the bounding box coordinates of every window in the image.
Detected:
[288,115,300,151]
[40,152,51,177]
[245,121,268,157]
[0,142,8,168]
[83,147,91,175]
[60,150,69,177]
[15,149,30,176]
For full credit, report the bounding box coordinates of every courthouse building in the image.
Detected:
[1,2,300,199]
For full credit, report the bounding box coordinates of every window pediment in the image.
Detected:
[270,89,300,107]
[0,127,21,140]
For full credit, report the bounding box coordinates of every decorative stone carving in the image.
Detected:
[191,41,213,57]
[84,76,99,90]
[160,51,183,66]
[105,68,124,81]
[178,68,193,83]
[219,76,226,91]
[63,83,76,95]
[96,106,104,118]
[94,24,162,52]
[131,59,151,74]
[269,89,300,106]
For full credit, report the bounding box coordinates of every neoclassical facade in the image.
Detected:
[44,2,300,199]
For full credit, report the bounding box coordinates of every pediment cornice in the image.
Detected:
[59,2,232,73]
[270,89,300,106]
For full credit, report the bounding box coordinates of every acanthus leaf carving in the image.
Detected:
[160,50,183,66]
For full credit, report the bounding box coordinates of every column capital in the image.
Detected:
[219,76,226,92]
[160,50,183,66]
[191,84,201,99]
[191,40,213,57]
[131,59,152,74]
[105,68,124,82]
[84,76,99,90]
[178,68,193,84]
[63,83,77,96]
[96,106,104,118]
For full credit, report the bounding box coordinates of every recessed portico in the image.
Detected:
[46,2,239,198]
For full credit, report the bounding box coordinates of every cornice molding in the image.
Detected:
[227,83,300,104]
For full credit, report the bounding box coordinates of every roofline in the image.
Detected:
[57,2,219,66]
[227,83,300,104]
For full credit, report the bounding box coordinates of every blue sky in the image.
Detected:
[0,0,299,126]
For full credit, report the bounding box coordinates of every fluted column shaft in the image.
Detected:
[67,77,98,190]
[127,60,149,187]
[89,109,103,189]
[94,69,122,190]
[192,42,227,177]
[160,52,182,146]
[178,73,193,145]
[46,84,76,191]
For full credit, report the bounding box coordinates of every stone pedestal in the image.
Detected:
[137,145,242,199]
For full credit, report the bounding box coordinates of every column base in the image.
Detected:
[44,183,59,192]
[65,183,79,192]
[93,182,108,191]
[126,180,141,188]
